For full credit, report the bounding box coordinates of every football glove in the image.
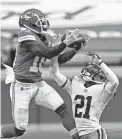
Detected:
[63,29,82,46]
[61,30,89,50]
[86,52,103,65]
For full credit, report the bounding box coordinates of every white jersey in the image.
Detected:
[64,76,113,136]
[50,56,119,136]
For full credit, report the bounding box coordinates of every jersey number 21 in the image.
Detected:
[74,95,92,119]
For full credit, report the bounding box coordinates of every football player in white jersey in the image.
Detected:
[49,52,119,139]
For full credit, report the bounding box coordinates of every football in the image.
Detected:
[68,37,85,48]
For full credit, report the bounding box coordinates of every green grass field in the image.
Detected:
[12,123,122,139]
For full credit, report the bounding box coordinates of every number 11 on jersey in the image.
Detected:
[30,56,46,73]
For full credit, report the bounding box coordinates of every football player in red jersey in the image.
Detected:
[50,52,119,139]
[1,9,86,138]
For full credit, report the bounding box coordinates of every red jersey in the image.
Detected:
[13,29,47,82]
[13,28,66,82]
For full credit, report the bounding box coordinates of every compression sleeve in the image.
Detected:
[42,42,66,59]
[58,50,76,65]
[22,40,67,59]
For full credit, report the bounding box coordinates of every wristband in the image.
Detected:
[98,60,104,66]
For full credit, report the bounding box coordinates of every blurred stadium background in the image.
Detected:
[1,0,122,139]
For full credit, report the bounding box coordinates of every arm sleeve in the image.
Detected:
[21,40,67,59]
[58,50,76,65]
[40,41,67,59]
[18,31,67,59]
[58,39,83,65]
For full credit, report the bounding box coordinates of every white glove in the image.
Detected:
[86,52,103,65]
[63,29,81,46]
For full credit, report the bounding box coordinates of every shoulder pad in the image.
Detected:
[18,29,37,43]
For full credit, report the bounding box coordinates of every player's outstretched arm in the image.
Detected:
[58,37,89,65]
[58,49,78,65]
[40,28,82,59]
[23,40,66,59]
[49,56,71,93]
[24,29,81,59]
[18,32,67,59]
[99,60,119,103]
[100,62,119,93]
[87,52,119,103]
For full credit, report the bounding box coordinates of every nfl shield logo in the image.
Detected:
[84,89,88,93]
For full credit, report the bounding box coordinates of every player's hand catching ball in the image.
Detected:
[74,37,89,51]
[61,29,89,53]
[86,52,103,65]
[63,29,83,46]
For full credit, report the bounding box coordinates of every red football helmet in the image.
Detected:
[19,9,50,34]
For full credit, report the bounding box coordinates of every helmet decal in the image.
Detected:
[19,9,50,34]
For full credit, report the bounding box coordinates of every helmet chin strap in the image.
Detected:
[23,24,40,34]
[80,74,103,84]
